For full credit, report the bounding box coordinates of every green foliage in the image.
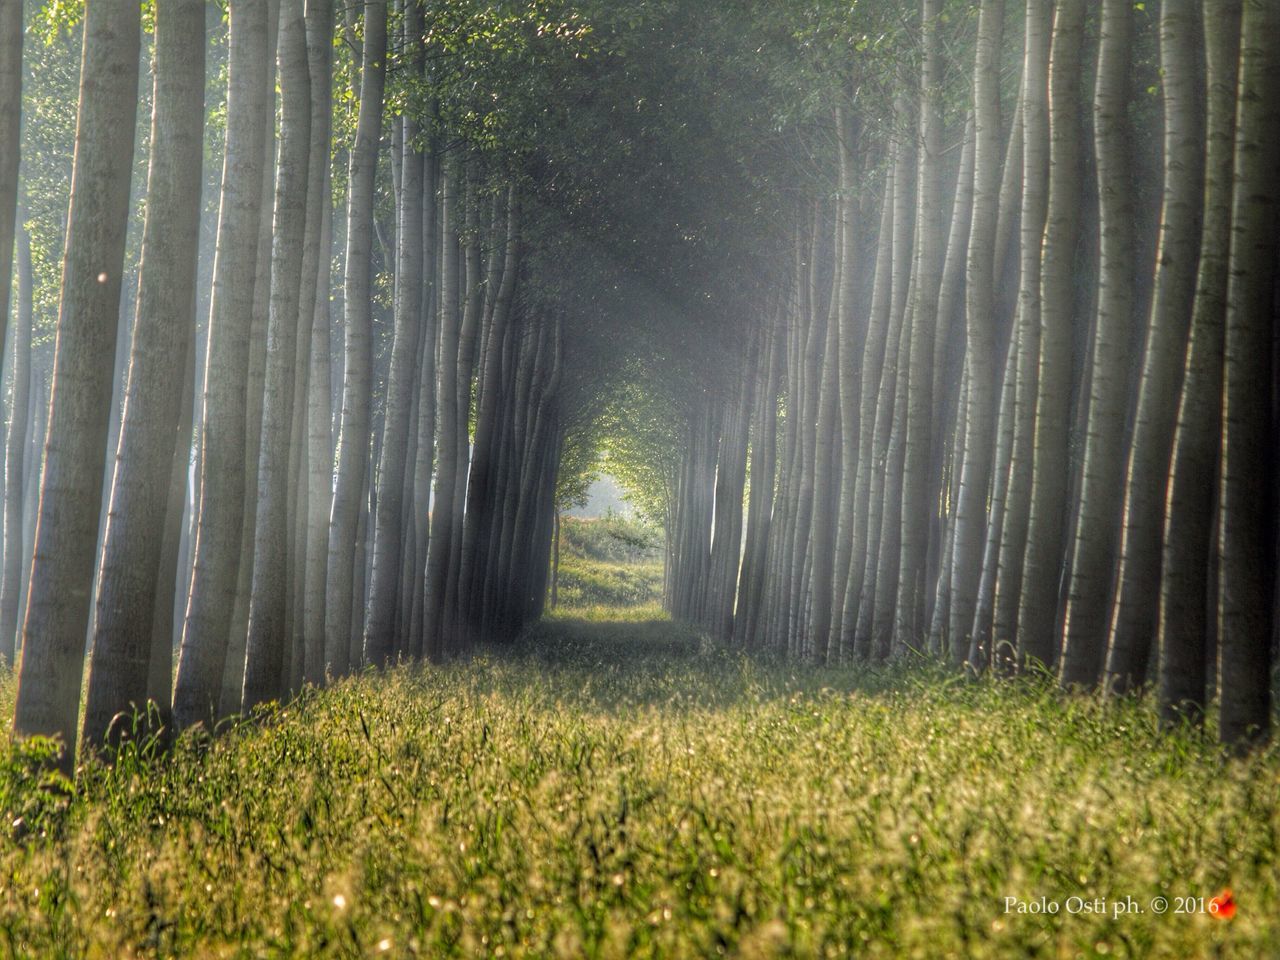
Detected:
[596,374,683,529]
[0,629,1277,955]
[555,431,600,511]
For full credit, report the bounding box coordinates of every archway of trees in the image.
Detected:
[0,0,1277,777]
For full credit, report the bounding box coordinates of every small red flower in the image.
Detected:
[1209,889,1236,920]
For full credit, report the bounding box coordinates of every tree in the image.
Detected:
[1013,0,1085,672]
[82,0,206,748]
[12,0,140,766]
[301,0,336,685]
[894,0,947,652]
[0,0,21,377]
[324,0,387,676]
[1059,0,1136,688]
[242,0,313,710]
[173,0,271,731]
[947,0,1003,664]
[1215,0,1280,749]
[1103,0,1204,692]
[0,213,32,664]
[989,0,1051,670]
[1157,0,1242,727]
[364,29,427,667]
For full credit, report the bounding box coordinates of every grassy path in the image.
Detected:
[1,610,1277,957]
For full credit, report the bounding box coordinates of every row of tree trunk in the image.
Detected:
[668,0,1279,750]
[1,0,572,772]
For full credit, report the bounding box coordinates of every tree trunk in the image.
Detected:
[303,167,334,684]
[408,144,439,660]
[223,0,282,714]
[12,0,140,766]
[242,0,312,710]
[988,0,1052,669]
[736,307,782,649]
[0,0,20,380]
[948,0,1004,664]
[840,169,894,661]
[550,509,560,609]
[1157,0,1241,726]
[0,213,32,663]
[82,0,205,748]
[808,203,842,661]
[173,0,270,731]
[1216,0,1280,749]
[895,0,947,652]
[1103,0,1204,692]
[147,329,196,731]
[970,310,1022,667]
[457,188,520,641]
[422,155,462,661]
[363,69,425,668]
[324,0,386,676]
[295,0,335,686]
[924,112,976,653]
[442,169,485,655]
[1059,0,1136,688]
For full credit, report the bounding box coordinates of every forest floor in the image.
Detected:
[1,608,1279,957]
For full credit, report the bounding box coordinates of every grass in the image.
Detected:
[553,514,664,609]
[0,617,1278,958]
[553,554,664,609]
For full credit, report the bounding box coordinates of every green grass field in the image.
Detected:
[0,609,1277,957]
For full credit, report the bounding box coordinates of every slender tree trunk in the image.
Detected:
[286,0,336,692]
[989,0,1052,669]
[1216,0,1280,749]
[924,112,976,651]
[0,0,20,378]
[324,0,386,675]
[408,145,439,659]
[242,0,312,709]
[737,307,782,649]
[1158,0,1242,726]
[422,156,461,661]
[0,214,32,663]
[970,311,1022,667]
[829,107,862,657]
[895,0,947,652]
[948,0,1004,663]
[18,372,48,639]
[173,0,269,731]
[840,170,894,661]
[223,0,282,714]
[856,113,916,659]
[871,271,912,659]
[1103,0,1204,692]
[12,0,140,765]
[304,170,334,684]
[1059,0,1135,687]
[550,510,559,609]
[147,329,196,726]
[363,70,425,668]
[295,0,335,686]
[442,170,484,655]
[458,188,520,641]
[82,0,205,747]
[808,205,842,662]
